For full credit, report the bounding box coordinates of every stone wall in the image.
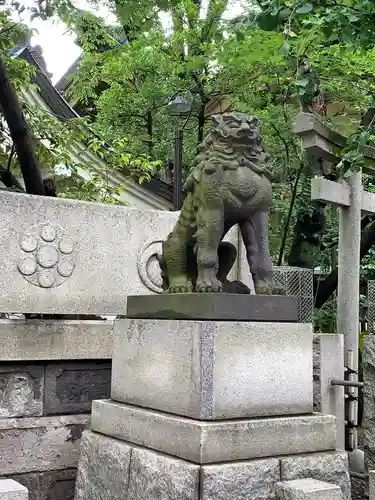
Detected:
[0,190,246,316]
[0,321,342,500]
[0,319,113,500]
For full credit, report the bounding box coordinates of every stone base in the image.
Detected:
[75,431,350,500]
[91,400,336,464]
[126,294,298,322]
[276,479,342,499]
[0,415,88,475]
[10,470,76,500]
[0,480,28,500]
[112,319,313,419]
[279,451,351,500]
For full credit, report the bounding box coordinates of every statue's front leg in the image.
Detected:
[196,206,224,293]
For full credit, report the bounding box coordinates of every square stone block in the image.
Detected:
[201,459,280,499]
[0,364,44,418]
[91,400,336,464]
[280,451,350,500]
[0,319,113,362]
[75,431,132,500]
[111,319,313,419]
[44,361,111,415]
[10,470,76,500]
[0,480,28,500]
[75,431,200,500]
[276,479,342,499]
[128,447,199,500]
[0,415,88,475]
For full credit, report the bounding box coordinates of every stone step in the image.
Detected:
[0,480,28,499]
[91,399,336,464]
[276,478,342,499]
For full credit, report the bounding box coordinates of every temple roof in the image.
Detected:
[10,45,174,204]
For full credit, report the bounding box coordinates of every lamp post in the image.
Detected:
[166,94,192,211]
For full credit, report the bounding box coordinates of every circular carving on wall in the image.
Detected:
[17,223,76,288]
[20,234,38,253]
[18,257,37,276]
[137,240,164,294]
[59,237,74,255]
[40,225,56,242]
[37,245,59,269]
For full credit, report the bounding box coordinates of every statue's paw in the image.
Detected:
[196,277,223,293]
[272,285,286,296]
[168,281,193,294]
[254,282,273,295]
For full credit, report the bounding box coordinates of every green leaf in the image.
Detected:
[296,4,313,14]
[295,78,309,87]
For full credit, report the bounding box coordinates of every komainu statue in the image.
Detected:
[158,111,279,295]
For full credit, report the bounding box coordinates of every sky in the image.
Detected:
[18,0,248,84]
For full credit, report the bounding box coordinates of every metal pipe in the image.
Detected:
[330,379,364,389]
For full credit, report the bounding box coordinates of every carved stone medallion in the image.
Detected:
[18,223,76,288]
[137,240,163,293]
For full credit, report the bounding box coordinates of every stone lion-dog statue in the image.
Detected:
[158,111,281,295]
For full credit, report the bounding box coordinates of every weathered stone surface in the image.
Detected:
[369,470,375,500]
[313,334,345,449]
[364,336,375,472]
[126,294,298,322]
[201,459,279,500]
[0,191,239,314]
[0,364,44,417]
[91,400,336,464]
[0,319,113,361]
[10,470,76,500]
[280,451,351,500]
[276,479,342,499]
[75,431,200,500]
[44,361,111,415]
[75,431,132,500]
[0,480,28,500]
[0,415,88,475]
[127,446,200,500]
[112,319,313,419]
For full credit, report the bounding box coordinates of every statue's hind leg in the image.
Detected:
[162,235,193,293]
[240,212,274,295]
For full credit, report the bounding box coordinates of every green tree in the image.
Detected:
[0,8,158,202]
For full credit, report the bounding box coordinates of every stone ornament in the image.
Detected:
[158,112,283,295]
[18,223,75,288]
[137,240,164,293]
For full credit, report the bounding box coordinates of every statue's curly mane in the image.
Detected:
[184,112,273,192]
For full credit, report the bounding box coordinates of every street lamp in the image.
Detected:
[166,94,193,211]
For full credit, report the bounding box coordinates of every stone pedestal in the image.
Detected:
[74,296,351,500]
[276,479,343,499]
[0,480,28,500]
[111,318,313,419]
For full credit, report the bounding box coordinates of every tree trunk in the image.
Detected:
[0,165,24,190]
[0,55,45,195]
